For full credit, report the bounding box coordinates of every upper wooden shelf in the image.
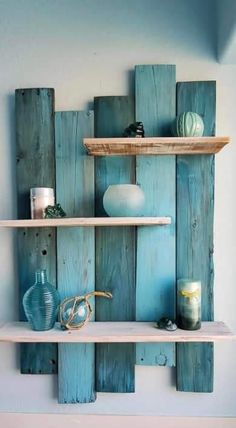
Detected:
[0,321,234,343]
[83,136,230,156]
[0,217,171,228]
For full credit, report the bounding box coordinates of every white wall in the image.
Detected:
[0,0,236,418]
[1,414,236,428]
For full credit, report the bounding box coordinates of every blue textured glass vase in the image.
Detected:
[23,269,60,331]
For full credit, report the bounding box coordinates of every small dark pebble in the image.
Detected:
[156,317,177,331]
[123,121,145,138]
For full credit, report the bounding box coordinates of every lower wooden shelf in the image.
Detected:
[0,321,234,343]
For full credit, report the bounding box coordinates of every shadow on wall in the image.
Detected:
[217,0,236,63]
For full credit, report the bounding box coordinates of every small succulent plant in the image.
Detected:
[44,203,66,219]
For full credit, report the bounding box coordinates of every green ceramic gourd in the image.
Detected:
[173,112,204,137]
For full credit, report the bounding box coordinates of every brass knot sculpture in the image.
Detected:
[59,291,112,330]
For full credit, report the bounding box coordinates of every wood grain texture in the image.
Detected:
[55,111,95,403]
[84,136,229,155]
[135,65,176,366]
[0,217,171,228]
[15,88,57,374]
[176,81,216,392]
[94,96,136,392]
[0,322,233,343]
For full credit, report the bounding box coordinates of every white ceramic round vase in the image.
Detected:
[103,184,145,217]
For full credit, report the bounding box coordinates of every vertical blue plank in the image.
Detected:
[135,65,176,367]
[55,111,96,403]
[176,81,216,392]
[15,88,57,374]
[95,96,136,392]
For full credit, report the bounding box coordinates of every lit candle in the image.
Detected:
[177,279,201,330]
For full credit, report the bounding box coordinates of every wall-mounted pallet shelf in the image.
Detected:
[10,70,231,401]
[0,217,171,228]
[83,136,230,156]
[0,321,234,343]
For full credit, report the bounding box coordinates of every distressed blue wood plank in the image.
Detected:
[95,96,136,392]
[15,88,57,374]
[176,81,216,392]
[55,111,95,403]
[135,65,176,367]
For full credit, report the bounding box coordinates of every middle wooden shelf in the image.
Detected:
[0,217,171,228]
[0,321,234,343]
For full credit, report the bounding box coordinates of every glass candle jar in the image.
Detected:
[177,279,201,330]
[30,187,55,219]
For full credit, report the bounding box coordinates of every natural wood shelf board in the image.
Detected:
[0,217,171,228]
[0,321,234,343]
[83,137,230,156]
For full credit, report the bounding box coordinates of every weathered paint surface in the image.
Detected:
[135,65,176,366]
[55,111,96,403]
[176,81,216,392]
[95,96,136,392]
[15,88,57,374]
